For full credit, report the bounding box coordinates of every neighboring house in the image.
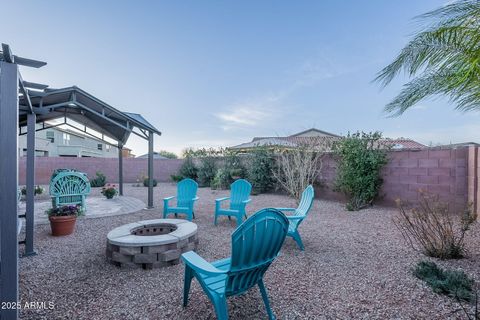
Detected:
[18,126,118,158]
[229,128,425,151]
[122,147,135,158]
[137,152,168,159]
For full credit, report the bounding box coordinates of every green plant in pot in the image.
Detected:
[101,184,118,199]
[46,205,84,236]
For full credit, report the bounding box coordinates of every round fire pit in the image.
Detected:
[106,219,198,269]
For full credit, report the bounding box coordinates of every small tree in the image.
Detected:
[334,131,388,211]
[157,150,178,159]
[247,147,276,194]
[273,139,328,200]
[197,156,217,187]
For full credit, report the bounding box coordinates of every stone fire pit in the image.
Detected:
[106,219,198,269]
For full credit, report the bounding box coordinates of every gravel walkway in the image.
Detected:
[19,183,480,319]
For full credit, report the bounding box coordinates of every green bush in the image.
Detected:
[156,150,178,159]
[197,157,217,187]
[413,261,474,302]
[247,148,276,194]
[211,169,230,190]
[90,171,107,187]
[178,157,198,180]
[170,174,183,182]
[143,178,158,187]
[333,131,388,211]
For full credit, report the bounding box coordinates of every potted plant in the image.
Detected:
[46,205,84,236]
[21,185,45,197]
[101,184,118,199]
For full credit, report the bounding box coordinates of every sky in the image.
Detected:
[4,0,478,156]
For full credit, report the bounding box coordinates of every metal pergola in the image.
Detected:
[0,44,161,320]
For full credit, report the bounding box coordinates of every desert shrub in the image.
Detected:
[333,131,388,210]
[178,157,198,180]
[156,150,178,159]
[197,157,217,187]
[273,139,328,200]
[211,151,247,189]
[394,192,477,259]
[143,178,158,187]
[246,147,276,194]
[90,171,107,187]
[170,174,183,182]
[21,185,44,196]
[413,261,474,302]
[211,169,230,190]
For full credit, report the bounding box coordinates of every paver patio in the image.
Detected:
[18,183,480,319]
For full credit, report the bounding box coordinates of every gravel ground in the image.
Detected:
[19,183,480,319]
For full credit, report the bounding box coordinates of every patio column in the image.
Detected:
[25,111,36,256]
[147,131,154,208]
[118,143,123,196]
[0,60,19,320]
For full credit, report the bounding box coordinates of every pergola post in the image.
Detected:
[118,143,123,196]
[25,112,36,256]
[0,61,19,320]
[147,131,154,208]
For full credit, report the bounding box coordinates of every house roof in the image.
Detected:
[230,129,426,150]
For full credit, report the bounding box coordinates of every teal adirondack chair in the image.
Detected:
[182,208,289,320]
[214,179,252,227]
[275,185,314,250]
[163,178,199,221]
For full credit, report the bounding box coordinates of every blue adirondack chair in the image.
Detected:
[275,185,314,250]
[163,178,199,221]
[182,208,289,320]
[214,179,252,227]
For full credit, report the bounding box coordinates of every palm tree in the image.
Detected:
[375,0,480,116]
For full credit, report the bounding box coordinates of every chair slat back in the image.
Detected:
[177,178,198,207]
[295,185,314,216]
[229,179,251,211]
[226,208,288,295]
[49,172,91,197]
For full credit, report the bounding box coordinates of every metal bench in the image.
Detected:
[49,171,91,210]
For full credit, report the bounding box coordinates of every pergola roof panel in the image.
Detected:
[19,86,161,144]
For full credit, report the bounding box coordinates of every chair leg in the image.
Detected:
[292,231,304,251]
[212,295,229,320]
[214,213,218,226]
[258,279,275,320]
[183,266,194,307]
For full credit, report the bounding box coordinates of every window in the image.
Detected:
[62,133,70,145]
[97,144,103,150]
[46,131,54,143]
[106,144,111,151]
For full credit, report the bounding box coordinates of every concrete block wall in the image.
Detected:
[18,157,183,185]
[317,146,470,212]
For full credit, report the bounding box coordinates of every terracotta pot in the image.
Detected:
[49,215,77,236]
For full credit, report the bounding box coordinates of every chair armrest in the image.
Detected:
[215,197,230,203]
[286,215,304,221]
[181,251,227,276]
[163,196,176,202]
[275,207,296,212]
[242,199,251,204]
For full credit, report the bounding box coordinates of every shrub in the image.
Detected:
[197,157,217,187]
[333,131,388,210]
[273,139,328,200]
[90,171,107,187]
[394,191,477,259]
[247,147,276,194]
[21,185,44,196]
[101,184,118,199]
[170,174,183,182]
[211,169,230,190]
[178,157,198,180]
[156,150,178,159]
[413,261,474,302]
[143,178,158,187]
